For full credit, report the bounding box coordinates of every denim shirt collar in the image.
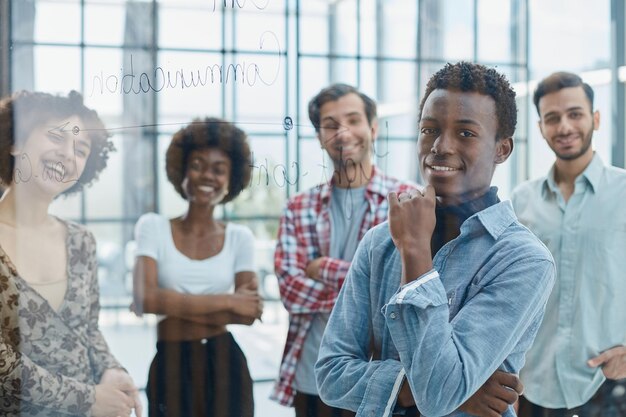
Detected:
[435,186,500,224]
[465,199,518,241]
[434,189,517,242]
[431,187,500,254]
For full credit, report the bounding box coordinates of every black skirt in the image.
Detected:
[147,332,254,417]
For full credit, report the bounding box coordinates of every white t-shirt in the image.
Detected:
[134,213,255,294]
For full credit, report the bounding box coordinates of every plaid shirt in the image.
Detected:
[271,166,416,406]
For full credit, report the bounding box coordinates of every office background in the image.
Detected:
[1,0,625,414]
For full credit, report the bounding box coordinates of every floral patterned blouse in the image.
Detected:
[0,220,122,416]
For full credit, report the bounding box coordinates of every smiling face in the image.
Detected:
[14,114,92,198]
[418,89,513,205]
[537,86,599,162]
[181,147,231,206]
[317,93,377,169]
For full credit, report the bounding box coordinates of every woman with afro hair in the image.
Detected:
[132,117,263,417]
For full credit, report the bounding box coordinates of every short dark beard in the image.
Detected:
[555,123,594,161]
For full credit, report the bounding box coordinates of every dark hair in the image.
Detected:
[533,71,594,115]
[308,83,377,132]
[419,62,517,140]
[165,117,252,203]
[0,90,114,194]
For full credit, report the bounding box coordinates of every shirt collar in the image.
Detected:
[462,199,517,241]
[581,152,604,192]
[320,165,386,203]
[542,152,604,198]
[435,186,500,224]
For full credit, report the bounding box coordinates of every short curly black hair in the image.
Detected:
[165,117,252,203]
[0,90,114,195]
[419,62,517,140]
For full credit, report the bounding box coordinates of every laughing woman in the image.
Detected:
[0,90,142,417]
[133,118,263,417]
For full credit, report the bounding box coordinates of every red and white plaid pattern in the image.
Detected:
[271,166,416,406]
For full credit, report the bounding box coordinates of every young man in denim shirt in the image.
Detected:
[513,72,626,417]
[275,82,527,417]
[316,62,556,417]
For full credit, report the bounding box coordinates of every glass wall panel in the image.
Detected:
[33,1,81,45]
[299,1,330,55]
[33,46,81,93]
[477,0,512,63]
[4,2,544,413]
[85,3,126,46]
[159,4,223,50]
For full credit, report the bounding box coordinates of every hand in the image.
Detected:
[397,379,416,408]
[388,186,436,284]
[588,346,626,380]
[129,301,141,317]
[98,369,143,417]
[229,291,263,320]
[92,374,139,417]
[388,186,436,250]
[236,277,259,293]
[91,384,133,417]
[459,371,523,417]
[305,257,325,281]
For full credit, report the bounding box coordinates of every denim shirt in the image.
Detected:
[315,201,555,417]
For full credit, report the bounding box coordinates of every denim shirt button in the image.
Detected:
[390,312,397,319]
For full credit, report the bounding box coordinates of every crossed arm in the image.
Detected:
[274,205,351,314]
[132,255,263,326]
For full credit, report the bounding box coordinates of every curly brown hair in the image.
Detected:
[419,62,517,140]
[165,117,252,203]
[0,90,114,195]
